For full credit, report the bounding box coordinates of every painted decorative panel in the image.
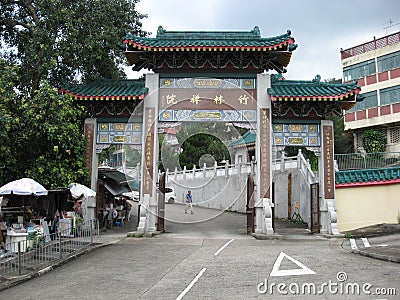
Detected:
[160,78,255,89]
[272,123,320,147]
[97,122,142,144]
[159,109,256,122]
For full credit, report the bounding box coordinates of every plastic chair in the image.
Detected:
[115,210,126,227]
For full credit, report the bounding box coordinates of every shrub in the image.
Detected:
[361,130,386,153]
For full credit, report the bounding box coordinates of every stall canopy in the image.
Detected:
[98,167,138,195]
[68,183,96,199]
[0,178,48,196]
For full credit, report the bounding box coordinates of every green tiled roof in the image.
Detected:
[229,131,256,148]
[123,26,297,51]
[59,79,148,101]
[268,74,363,108]
[335,167,400,185]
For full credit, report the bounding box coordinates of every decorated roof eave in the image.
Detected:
[269,90,360,103]
[123,27,297,52]
[123,41,297,52]
[59,79,148,101]
[59,90,148,101]
[125,50,294,73]
[268,75,364,109]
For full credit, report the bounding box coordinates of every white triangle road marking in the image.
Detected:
[270,252,316,277]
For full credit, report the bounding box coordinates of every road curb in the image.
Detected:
[353,249,400,264]
[0,243,111,292]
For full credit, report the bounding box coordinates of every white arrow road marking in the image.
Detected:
[361,237,371,247]
[214,239,234,256]
[350,238,358,250]
[270,252,316,277]
[176,268,207,300]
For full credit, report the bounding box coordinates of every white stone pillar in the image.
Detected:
[255,73,273,235]
[84,118,98,192]
[138,73,159,233]
[319,120,339,235]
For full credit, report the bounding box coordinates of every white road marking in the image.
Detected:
[175,268,207,300]
[350,238,358,250]
[214,239,234,256]
[361,237,371,247]
[270,252,316,277]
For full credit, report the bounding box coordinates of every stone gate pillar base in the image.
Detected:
[254,198,274,235]
[137,194,149,233]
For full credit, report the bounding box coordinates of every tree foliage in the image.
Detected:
[327,115,354,154]
[0,59,20,184]
[0,1,147,188]
[0,0,147,94]
[176,123,237,169]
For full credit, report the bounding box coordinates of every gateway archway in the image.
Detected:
[131,75,260,234]
[61,26,364,237]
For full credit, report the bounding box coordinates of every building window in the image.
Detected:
[349,91,378,112]
[389,126,400,144]
[377,51,400,73]
[343,59,376,81]
[380,85,400,106]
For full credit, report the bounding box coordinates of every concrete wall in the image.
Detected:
[273,169,311,227]
[336,183,400,231]
[171,173,248,213]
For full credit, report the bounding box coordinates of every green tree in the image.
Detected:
[0,59,20,184]
[324,78,354,154]
[362,130,387,153]
[0,1,147,187]
[0,0,147,94]
[328,115,354,154]
[21,83,89,188]
[176,123,234,169]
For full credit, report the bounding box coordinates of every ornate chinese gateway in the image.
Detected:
[61,26,363,236]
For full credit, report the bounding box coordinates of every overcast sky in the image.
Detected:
[126,0,400,81]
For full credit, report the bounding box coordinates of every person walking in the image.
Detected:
[184,190,193,214]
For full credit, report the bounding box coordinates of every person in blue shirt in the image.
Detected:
[184,190,193,214]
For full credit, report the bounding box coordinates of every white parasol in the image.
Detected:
[0,178,48,196]
[68,183,96,199]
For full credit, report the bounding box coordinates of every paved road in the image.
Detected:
[1,204,399,299]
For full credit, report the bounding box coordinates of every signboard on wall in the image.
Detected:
[323,125,335,199]
[143,108,155,196]
[260,108,271,199]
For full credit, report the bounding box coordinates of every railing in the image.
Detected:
[335,152,400,171]
[0,219,99,278]
[165,161,255,182]
[274,149,317,184]
[341,31,400,60]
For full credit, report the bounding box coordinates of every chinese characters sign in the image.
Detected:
[159,89,256,111]
[143,108,155,195]
[160,78,255,89]
[323,125,334,199]
[272,124,320,147]
[260,108,271,199]
[84,122,95,179]
[159,89,256,122]
[97,122,142,144]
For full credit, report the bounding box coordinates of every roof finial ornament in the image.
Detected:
[157,25,166,36]
[252,26,260,36]
[312,74,321,83]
